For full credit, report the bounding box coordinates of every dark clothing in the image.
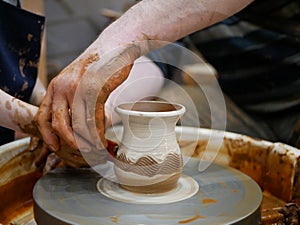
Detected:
[0,0,45,145]
[189,0,300,113]
[185,0,300,147]
[154,0,300,148]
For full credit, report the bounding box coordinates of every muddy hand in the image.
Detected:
[30,137,61,172]
[35,44,140,154]
[72,56,134,152]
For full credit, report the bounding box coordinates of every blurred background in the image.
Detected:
[44,0,136,82]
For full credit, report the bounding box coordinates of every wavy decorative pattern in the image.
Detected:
[115,153,182,177]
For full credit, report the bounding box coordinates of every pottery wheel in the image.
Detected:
[33,158,262,225]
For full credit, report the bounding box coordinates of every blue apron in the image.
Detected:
[0,0,45,144]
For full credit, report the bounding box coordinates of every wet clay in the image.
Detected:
[0,171,42,224]
[5,100,12,110]
[7,99,40,136]
[183,136,299,205]
[79,53,100,77]
[202,198,218,204]
[279,203,300,225]
[178,212,205,224]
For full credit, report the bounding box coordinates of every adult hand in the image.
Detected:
[35,0,253,165]
[35,44,141,163]
[31,136,90,170]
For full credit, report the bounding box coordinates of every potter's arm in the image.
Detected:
[0,72,46,136]
[0,89,93,168]
[0,89,40,136]
[84,0,255,140]
[91,0,254,55]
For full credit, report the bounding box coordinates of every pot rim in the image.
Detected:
[115,100,186,117]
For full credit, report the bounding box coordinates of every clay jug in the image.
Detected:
[114,101,185,193]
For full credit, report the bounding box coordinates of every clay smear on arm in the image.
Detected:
[79,53,100,77]
[10,99,40,136]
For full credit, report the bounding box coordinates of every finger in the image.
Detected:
[28,136,40,152]
[35,142,51,169]
[56,150,89,168]
[59,129,108,167]
[72,94,97,149]
[94,64,133,149]
[35,83,59,151]
[74,132,95,153]
[87,99,106,149]
[52,90,77,149]
[43,153,62,173]
[106,64,133,93]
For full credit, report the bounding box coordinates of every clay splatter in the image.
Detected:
[202,198,218,204]
[110,216,119,223]
[5,101,12,110]
[178,212,205,224]
[79,53,100,77]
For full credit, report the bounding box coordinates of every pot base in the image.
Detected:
[97,173,199,204]
[120,172,181,194]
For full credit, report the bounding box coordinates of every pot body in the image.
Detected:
[114,101,185,193]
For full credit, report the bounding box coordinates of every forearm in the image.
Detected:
[92,0,254,55]
[0,90,39,135]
